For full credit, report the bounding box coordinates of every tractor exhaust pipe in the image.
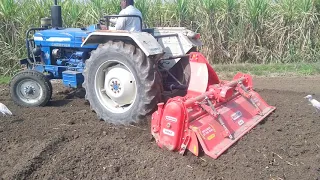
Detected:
[51,0,62,28]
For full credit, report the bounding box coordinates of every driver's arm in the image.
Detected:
[115,16,126,30]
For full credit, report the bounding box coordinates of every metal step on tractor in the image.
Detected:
[9,1,276,159]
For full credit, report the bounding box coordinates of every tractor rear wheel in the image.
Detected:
[9,70,52,107]
[83,41,162,125]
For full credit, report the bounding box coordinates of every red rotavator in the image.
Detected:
[151,52,276,159]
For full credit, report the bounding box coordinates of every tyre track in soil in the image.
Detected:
[0,76,319,180]
[4,136,67,179]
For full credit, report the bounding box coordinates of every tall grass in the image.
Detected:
[1,0,320,76]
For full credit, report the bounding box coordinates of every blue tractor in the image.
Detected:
[9,0,202,124]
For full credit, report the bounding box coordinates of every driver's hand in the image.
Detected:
[110,17,117,24]
[100,25,107,30]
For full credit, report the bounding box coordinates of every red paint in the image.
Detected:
[151,52,276,159]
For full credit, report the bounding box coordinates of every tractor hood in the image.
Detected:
[33,25,98,48]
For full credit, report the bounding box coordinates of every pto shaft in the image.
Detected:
[185,77,246,107]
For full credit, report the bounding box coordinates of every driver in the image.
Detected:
[109,0,143,32]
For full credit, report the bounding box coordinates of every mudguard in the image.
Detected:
[81,30,164,57]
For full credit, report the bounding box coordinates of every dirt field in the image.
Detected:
[0,76,319,180]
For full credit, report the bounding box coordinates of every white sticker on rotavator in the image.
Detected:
[231,111,242,121]
[163,128,175,137]
[238,119,245,126]
[165,116,177,122]
[252,97,261,106]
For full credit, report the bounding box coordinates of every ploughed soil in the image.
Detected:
[0,76,320,180]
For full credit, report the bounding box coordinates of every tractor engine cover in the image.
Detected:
[151,98,189,152]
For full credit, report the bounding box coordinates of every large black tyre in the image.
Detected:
[10,70,52,107]
[83,41,162,125]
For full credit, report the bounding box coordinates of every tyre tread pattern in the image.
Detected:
[10,70,52,107]
[83,41,162,125]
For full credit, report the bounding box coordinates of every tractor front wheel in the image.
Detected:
[9,70,52,107]
[83,41,162,125]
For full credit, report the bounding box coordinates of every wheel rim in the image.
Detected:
[16,79,43,104]
[94,60,137,114]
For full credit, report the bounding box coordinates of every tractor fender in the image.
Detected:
[81,30,164,57]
